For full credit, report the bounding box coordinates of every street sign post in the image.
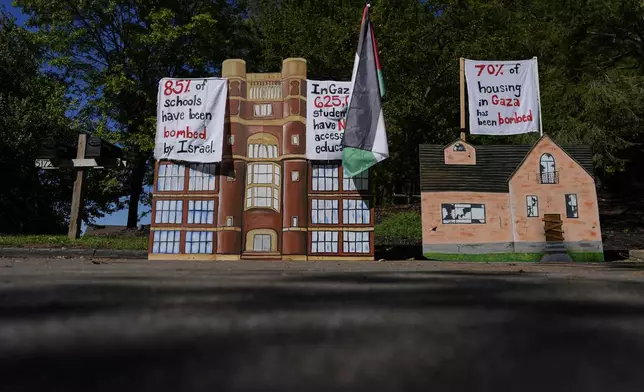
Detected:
[35,133,127,239]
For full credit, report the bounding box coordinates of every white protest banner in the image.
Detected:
[155,77,227,162]
[464,58,542,136]
[306,80,352,160]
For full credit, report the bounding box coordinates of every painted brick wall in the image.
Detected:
[421,191,512,245]
[509,137,602,243]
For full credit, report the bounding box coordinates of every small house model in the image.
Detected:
[419,135,603,261]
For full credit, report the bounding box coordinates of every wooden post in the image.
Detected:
[459,57,466,141]
[68,133,87,239]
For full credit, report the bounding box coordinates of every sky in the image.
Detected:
[2,1,152,233]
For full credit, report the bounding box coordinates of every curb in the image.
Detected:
[0,247,147,260]
[629,250,644,260]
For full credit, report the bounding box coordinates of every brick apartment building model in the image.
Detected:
[149,58,374,261]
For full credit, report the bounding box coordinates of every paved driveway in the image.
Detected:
[1,258,644,391]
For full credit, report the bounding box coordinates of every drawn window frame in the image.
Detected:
[565,194,579,218]
[441,203,486,224]
[157,162,186,192]
[311,199,339,225]
[311,163,340,192]
[540,153,557,184]
[526,195,539,218]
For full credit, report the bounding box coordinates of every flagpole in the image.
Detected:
[533,56,544,137]
[459,57,466,141]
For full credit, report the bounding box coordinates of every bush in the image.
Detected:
[375,211,422,245]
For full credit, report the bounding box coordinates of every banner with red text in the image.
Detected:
[155,77,227,162]
[464,58,541,135]
[306,80,352,160]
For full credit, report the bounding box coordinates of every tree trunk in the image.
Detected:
[126,155,149,228]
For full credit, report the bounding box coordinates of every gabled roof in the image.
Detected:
[506,134,594,181]
[419,140,594,193]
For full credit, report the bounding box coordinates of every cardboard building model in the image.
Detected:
[148,58,374,261]
[419,135,604,261]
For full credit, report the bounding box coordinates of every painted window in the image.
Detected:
[343,168,369,191]
[312,199,339,224]
[441,203,486,224]
[291,170,300,182]
[343,199,370,224]
[247,144,278,159]
[248,81,282,100]
[540,153,557,184]
[228,135,235,145]
[154,200,183,224]
[311,231,339,253]
[245,134,281,211]
[187,200,215,224]
[247,163,280,185]
[253,103,273,117]
[292,216,299,227]
[453,143,466,151]
[185,231,214,254]
[225,216,233,226]
[188,163,217,191]
[157,163,185,191]
[565,194,579,218]
[246,163,280,211]
[152,230,181,254]
[526,195,539,218]
[312,164,339,191]
[292,134,300,145]
[343,231,370,253]
[245,229,277,252]
[253,234,272,252]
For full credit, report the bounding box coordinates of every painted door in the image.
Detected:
[544,214,564,242]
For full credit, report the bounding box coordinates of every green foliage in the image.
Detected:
[375,211,422,244]
[247,0,644,198]
[15,0,253,226]
[0,234,148,250]
[0,12,74,233]
[7,0,644,229]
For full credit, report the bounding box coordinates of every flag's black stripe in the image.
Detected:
[343,12,382,151]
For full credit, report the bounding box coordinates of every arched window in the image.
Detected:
[540,153,556,184]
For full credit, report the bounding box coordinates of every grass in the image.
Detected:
[0,235,148,251]
[568,252,605,262]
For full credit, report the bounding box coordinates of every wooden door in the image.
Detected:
[543,214,564,242]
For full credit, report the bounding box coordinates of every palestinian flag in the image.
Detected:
[342,4,388,178]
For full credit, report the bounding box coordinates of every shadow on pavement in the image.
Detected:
[1,269,644,391]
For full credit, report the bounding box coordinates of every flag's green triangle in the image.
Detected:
[342,147,377,177]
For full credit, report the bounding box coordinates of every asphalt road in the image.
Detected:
[2,258,644,392]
